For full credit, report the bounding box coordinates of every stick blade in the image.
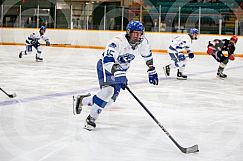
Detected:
[181,144,199,153]
[9,93,17,98]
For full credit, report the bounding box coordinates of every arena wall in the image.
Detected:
[0,28,242,56]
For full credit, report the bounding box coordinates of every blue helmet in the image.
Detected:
[40,26,46,31]
[126,20,144,33]
[126,20,144,48]
[189,28,199,35]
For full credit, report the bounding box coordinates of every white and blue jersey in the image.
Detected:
[24,32,49,54]
[25,32,49,48]
[167,34,193,69]
[97,33,153,87]
[168,34,192,60]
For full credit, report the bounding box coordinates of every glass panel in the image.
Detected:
[92,2,119,30]
[21,0,38,28]
[71,1,84,29]
[2,0,20,27]
[38,0,55,28]
[3,4,20,27]
[127,5,141,22]
[83,2,94,30]
[0,0,241,34]
[142,1,160,32]
[163,8,177,32]
[106,5,123,30]
[222,11,236,35]
[0,3,2,27]
[56,0,70,28]
[200,8,221,34]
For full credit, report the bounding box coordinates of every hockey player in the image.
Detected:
[73,20,159,131]
[19,26,50,62]
[163,28,199,80]
[207,35,238,79]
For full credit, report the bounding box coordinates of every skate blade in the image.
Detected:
[217,75,226,80]
[84,124,95,131]
[163,67,169,77]
[72,96,76,115]
[36,59,43,62]
[177,77,187,80]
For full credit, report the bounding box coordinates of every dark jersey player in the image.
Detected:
[207,35,238,79]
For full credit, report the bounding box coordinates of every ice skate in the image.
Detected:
[73,93,91,115]
[163,65,170,77]
[19,51,23,58]
[217,72,227,79]
[177,70,187,80]
[84,115,96,131]
[36,54,43,62]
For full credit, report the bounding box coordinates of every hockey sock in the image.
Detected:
[218,62,227,73]
[90,103,104,120]
[89,86,114,119]
[179,66,185,73]
[218,66,224,73]
[36,52,42,58]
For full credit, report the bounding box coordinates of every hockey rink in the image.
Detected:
[0,45,243,161]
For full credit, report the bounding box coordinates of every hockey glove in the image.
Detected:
[178,54,186,61]
[114,69,127,90]
[188,53,194,59]
[229,54,235,61]
[147,66,158,85]
[46,41,50,46]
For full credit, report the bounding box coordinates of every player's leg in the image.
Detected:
[166,52,188,79]
[74,85,117,119]
[84,86,115,130]
[213,51,229,79]
[73,59,104,114]
[75,59,119,130]
[19,44,32,58]
[163,52,188,79]
[176,58,187,80]
[35,45,43,62]
[217,59,229,79]
[163,52,178,77]
[84,59,123,130]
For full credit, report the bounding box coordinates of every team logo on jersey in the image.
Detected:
[108,42,117,49]
[117,53,135,64]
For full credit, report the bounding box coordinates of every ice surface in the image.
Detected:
[0,45,243,161]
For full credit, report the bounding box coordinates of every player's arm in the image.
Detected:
[42,35,50,46]
[141,39,158,85]
[102,41,119,73]
[185,46,194,59]
[228,42,235,55]
[140,38,153,66]
[103,40,127,90]
[227,42,236,61]
[184,38,194,59]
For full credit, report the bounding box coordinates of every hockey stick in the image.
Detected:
[125,86,199,153]
[0,88,17,98]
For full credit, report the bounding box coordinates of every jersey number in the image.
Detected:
[106,49,115,56]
